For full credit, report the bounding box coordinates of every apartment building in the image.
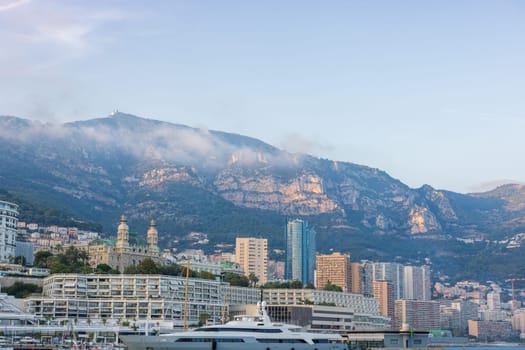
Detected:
[350,262,362,294]
[404,265,431,301]
[468,320,513,341]
[394,299,440,331]
[25,274,260,325]
[264,288,379,313]
[0,200,18,263]
[235,237,268,285]
[373,280,395,322]
[368,262,404,300]
[315,252,351,292]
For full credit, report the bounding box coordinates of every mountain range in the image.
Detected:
[1,112,524,284]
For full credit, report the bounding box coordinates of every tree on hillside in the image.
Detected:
[43,247,92,274]
[34,251,53,268]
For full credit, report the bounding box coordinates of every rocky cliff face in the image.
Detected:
[214,170,339,215]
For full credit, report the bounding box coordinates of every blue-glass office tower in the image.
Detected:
[285,219,316,285]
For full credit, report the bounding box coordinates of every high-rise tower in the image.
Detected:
[363,262,404,300]
[0,200,18,263]
[235,237,268,285]
[404,265,431,301]
[373,280,395,324]
[285,219,315,285]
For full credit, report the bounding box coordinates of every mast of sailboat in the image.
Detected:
[182,259,190,331]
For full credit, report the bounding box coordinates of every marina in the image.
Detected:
[121,301,346,350]
[0,293,130,350]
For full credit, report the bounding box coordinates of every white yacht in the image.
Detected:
[120,301,345,350]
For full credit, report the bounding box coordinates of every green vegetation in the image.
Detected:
[95,263,119,274]
[124,258,217,281]
[323,281,343,292]
[0,189,103,232]
[2,180,525,285]
[2,282,42,298]
[126,184,286,250]
[50,247,91,273]
[221,272,249,287]
[198,312,211,326]
[12,256,27,266]
[318,302,336,306]
[248,273,259,287]
[262,280,304,289]
[33,251,53,268]
[34,247,91,273]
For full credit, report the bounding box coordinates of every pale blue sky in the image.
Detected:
[1,0,524,193]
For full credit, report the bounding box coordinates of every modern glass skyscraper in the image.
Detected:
[285,219,315,285]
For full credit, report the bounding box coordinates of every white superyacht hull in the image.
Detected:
[121,334,345,350]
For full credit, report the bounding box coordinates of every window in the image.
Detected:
[194,327,283,333]
[257,339,307,343]
[175,338,244,343]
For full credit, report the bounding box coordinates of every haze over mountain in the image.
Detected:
[1,112,525,283]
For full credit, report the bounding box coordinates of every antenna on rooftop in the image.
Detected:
[110,109,119,117]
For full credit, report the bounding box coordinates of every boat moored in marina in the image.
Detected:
[120,301,345,350]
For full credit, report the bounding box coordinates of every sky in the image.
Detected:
[0,0,524,193]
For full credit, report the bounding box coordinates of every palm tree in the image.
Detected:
[248,273,259,287]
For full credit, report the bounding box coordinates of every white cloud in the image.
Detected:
[0,2,128,58]
[279,132,333,158]
[0,115,303,171]
[468,180,525,193]
[0,0,29,12]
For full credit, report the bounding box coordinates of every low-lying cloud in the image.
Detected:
[0,115,304,170]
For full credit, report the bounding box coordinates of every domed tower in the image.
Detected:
[116,215,129,249]
[147,219,159,254]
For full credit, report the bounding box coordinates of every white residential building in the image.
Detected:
[487,291,501,311]
[25,274,260,325]
[264,288,372,310]
[231,303,390,332]
[404,265,431,301]
[262,289,389,329]
[362,262,404,300]
[235,237,268,284]
[0,200,18,263]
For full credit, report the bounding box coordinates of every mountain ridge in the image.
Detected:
[1,112,525,282]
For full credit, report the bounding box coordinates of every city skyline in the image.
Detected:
[1,1,524,193]
[5,194,525,338]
